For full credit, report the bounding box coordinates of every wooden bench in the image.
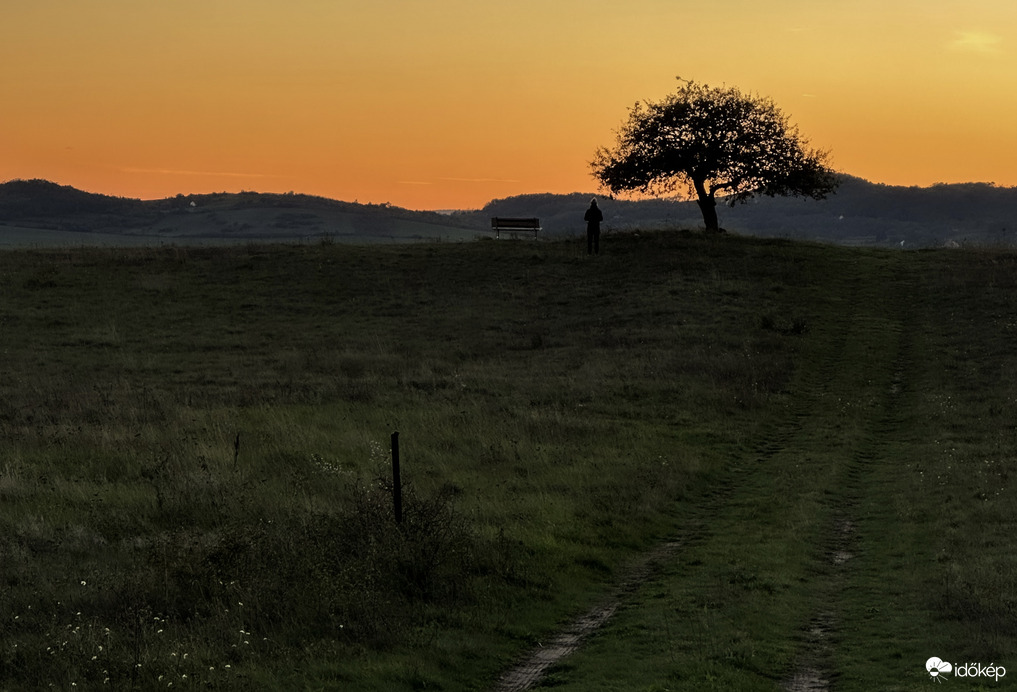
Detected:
[491,217,541,239]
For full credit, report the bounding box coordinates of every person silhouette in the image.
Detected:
[584,198,603,254]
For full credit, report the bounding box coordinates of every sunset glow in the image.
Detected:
[3,0,1016,209]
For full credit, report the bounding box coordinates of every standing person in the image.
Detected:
[584,198,603,254]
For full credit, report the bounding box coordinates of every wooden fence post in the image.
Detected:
[391,431,402,523]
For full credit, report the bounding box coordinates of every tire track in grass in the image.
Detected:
[488,365,820,691]
[491,374,828,690]
[632,253,904,691]
[491,541,682,692]
[491,252,913,691]
[781,258,913,692]
[490,260,872,691]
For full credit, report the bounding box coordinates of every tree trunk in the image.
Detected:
[697,196,719,232]
[694,179,720,232]
[695,178,720,232]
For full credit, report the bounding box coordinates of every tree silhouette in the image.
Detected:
[591,79,838,231]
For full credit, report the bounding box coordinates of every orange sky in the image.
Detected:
[3,1,1016,210]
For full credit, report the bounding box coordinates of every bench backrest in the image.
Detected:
[491,217,541,239]
[491,217,540,230]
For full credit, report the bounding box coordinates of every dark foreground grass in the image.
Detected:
[537,245,1017,691]
[0,233,1014,690]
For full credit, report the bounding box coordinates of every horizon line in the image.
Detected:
[1,172,1013,212]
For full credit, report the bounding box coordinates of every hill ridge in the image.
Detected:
[3,175,1017,247]
[0,178,483,246]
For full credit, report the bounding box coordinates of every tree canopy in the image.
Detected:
[591,79,838,231]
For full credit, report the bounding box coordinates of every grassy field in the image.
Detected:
[0,214,485,249]
[0,232,1014,690]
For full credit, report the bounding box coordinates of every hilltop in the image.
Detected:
[471,174,1017,247]
[3,175,1017,247]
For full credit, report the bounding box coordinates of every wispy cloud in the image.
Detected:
[439,177,520,184]
[949,31,1003,55]
[122,167,276,179]
[398,177,519,186]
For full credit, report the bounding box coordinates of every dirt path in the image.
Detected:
[491,541,682,692]
[492,254,922,690]
[777,265,914,692]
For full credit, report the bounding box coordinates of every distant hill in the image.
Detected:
[470,175,1017,247]
[3,176,1016,248]
[0,179,487,247]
